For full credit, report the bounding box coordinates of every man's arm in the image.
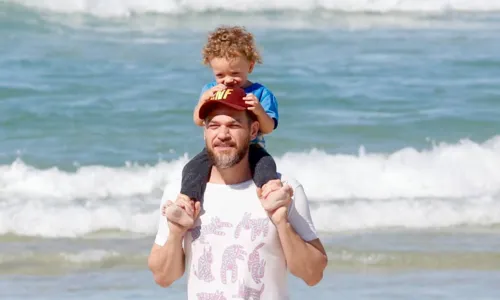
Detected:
[267,180,327,286]
[148,232,186,287]
[148,195,197,287]
[275,221,327,286]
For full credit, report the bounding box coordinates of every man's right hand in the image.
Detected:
[163,194,201,235]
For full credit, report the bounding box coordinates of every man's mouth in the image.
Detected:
[215,143,235,149]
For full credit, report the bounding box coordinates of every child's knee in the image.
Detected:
[181,161,195,178]
[256,155,277,170]
[182,156,205,176]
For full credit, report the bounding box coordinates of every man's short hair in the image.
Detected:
[245,110,258,125]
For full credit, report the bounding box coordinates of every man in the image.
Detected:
[148,86,328,299]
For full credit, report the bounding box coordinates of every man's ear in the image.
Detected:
[250,120,259,140]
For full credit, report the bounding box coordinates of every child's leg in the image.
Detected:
[248,144,280,188]
[180,147,212,202]
[163,148,211,227]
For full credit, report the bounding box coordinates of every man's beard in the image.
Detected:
[207,138,250,169]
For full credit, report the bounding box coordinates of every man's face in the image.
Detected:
[204,106,259,169]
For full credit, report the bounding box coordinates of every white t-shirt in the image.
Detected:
[154,174,318,300]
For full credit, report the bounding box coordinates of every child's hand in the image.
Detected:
[200,84,226,103]
[243,93,265,116]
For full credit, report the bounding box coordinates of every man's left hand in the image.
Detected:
[259,180,294,225]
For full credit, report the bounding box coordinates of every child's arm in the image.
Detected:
[255,113,275,134]
[244,96,275,133]
[193,97,207,127]
[243,91,279,134]
[193,84,226,126]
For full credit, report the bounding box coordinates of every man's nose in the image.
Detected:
[217,127,231,139]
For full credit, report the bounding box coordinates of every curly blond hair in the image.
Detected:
[202,26,263,65]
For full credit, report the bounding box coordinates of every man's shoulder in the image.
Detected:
[277,173,301,190]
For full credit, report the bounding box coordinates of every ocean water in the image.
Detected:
[1,0,500,299]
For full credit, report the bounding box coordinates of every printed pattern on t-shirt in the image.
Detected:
[247,243,266,284]
[190,211,268,299]
[234,212,269,241]
[234,281,265,300]
[190,216,233,244]
[192,246,215,283]
[196,291,227,300]
[220,244,247,284]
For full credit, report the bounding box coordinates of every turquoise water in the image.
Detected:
[1,1,500,299]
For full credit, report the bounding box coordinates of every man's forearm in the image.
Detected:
[148,233,186,287]
[276,221,327,286]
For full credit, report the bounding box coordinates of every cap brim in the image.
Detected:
[198,101,247,120]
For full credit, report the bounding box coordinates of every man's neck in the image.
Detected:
[208,158,252,185]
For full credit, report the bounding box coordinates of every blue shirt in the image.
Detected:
[200,82,279,148]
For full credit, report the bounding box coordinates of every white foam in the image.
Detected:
[1,135,500,237]
[7,0,500,17]
[61,250,120,263]
[278,136,500,201]
[313,195,500,232]
[0,156,188,202]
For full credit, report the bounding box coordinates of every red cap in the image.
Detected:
[198,87,249,120]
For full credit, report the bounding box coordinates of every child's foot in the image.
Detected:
[163,194,196,228]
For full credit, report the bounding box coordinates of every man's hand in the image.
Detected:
[162,194,201,235]
[258,180,293,225]
[243,93,266,117]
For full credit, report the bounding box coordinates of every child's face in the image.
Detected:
[209,55,254,88]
